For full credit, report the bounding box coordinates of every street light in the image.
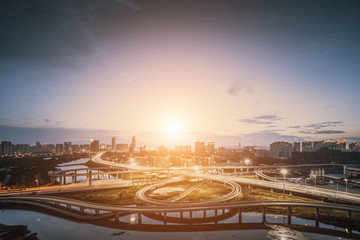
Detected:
[244,159,250,173]
[344,179,348,193]
[312,175,317,188]
[281,169,287,200]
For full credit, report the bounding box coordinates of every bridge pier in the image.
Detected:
[115,213,119,222]
[238,209,242,223]
[74,170,77,182]
[163,212,167,225]
[262,207,267,223]
[80,207,84,213]
[67,204,71,209]
[348,211,352,219]
[138,213,142,224]
[190,211,192,219]
[215,209,218,224]
[72,176,75,184]
[204,210,206,218]
[288,206,292,224]
[315,207,319,227]
[180,211,183,218]
[95,209,99,214]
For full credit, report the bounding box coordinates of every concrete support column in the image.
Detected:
[315,208,319,227]
[215,209,218,224]
[287,206,292,224]
[163,212,167,225]
[67,204,71,209]
[238,209,242,223]
[74,170,77,182]
[80,207,84,213]
[72,176,75,184]
[190,211,192,219]
[180,211,183,218]
[262,207,267,223]
[138,213,142,224]
[115,213,119,222]
[95,209,99,214]
[204,210,206,218]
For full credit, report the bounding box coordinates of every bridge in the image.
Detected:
[1,195,360,237]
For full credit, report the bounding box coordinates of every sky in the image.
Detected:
[1,0,360,147]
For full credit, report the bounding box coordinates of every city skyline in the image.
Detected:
[1,0,360,146]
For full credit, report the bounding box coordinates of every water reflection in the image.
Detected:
[267,225,308,240]
[0,209,356,240]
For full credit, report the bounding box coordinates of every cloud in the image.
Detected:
[315,130,346,134]
[238,131,303,146]
[296,121,345,135]
[43,119,50,123]
[325,105,334,108]
[288,125,301,129]
[239,114,283,125]
[227,82,253,96]
[304,121,343,129]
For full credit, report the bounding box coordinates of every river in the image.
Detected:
[0,209,356,240]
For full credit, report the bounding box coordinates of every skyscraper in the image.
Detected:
[90,140,99,152]
[1,141,13,155]
[195,141,205,154]
[131,136,136,150]
[112,137,116,150]
[64,142,72,153]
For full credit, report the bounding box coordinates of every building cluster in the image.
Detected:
[269,140,360,160]
[0,136,137,156]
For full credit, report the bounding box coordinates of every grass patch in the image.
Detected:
[52,185,147,205]
[145,180,196,200]
[181,181,233,202]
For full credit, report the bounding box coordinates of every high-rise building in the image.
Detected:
[195,141,205,154]
[302,141,312,152]
[206,142,215,154]
[312,141,324,151]
[131,136,136,150]
[90,140,99,152]
[35,142,42,152]
[293,142,301,152]
[269,141,293,159]
[55,144,64,153]
[112,137,116,150]
[1,141,13,155]
[116,144,128,152]
[64,142,72,153]
[72,144,79,152]
[337,140,347,151]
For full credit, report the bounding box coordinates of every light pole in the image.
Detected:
[344,179,348,193]
[312,175,316,188]
[281,169,287,200]
[244,159,250,173]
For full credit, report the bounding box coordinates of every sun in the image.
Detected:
[167,123,180,135]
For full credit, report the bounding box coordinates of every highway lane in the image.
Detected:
[79,151,360,204]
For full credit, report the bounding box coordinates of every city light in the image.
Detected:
[281,169,287,200]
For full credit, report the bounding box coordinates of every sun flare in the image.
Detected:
[167,123,180,135]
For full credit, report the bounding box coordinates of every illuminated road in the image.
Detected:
[91,151,360,204]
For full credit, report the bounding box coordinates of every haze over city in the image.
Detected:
[1,0,360,147]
